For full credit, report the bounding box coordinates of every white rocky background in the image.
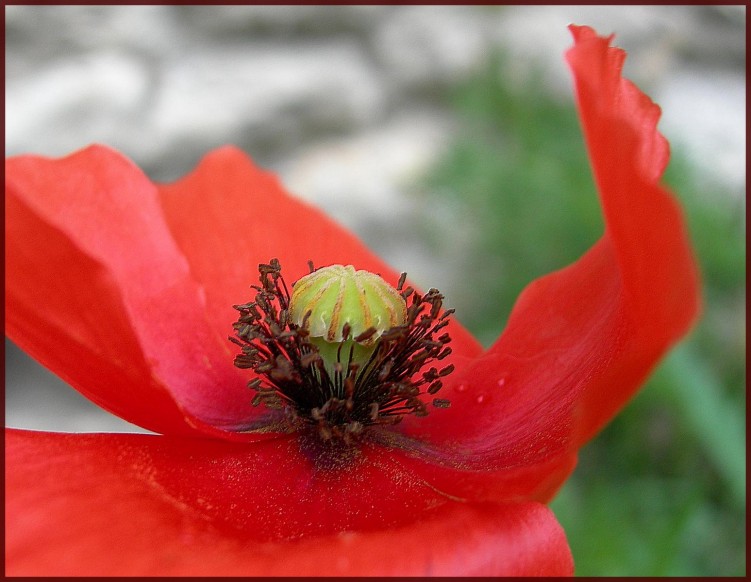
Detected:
[5,5,745,432]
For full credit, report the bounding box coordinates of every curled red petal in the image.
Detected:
[5,146,271,437]
[6,428,573,576]
[6,190,191,436]
[562,24,700,441]
[398,26,700,499]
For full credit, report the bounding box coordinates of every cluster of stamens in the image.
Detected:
[230,259,454,442]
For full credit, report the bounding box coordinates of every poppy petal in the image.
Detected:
[6,428,573,576]
[397,26,700,499]
[5,146,263,436]
[6,144,482,437]
[6,190,192,436]
[562,24,700,440]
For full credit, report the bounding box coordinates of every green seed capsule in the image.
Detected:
[288,265,407,376]
[289,265,407,345]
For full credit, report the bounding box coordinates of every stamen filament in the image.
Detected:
[231,259,455,442]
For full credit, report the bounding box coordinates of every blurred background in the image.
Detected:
[5,5,745,576]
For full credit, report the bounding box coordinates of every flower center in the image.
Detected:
[231,259,454,442]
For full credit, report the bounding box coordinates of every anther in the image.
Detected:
[231,259,456,443]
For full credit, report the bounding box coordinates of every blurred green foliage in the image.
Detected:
[419,55,746,576]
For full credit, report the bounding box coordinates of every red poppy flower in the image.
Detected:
[5,26,699,576]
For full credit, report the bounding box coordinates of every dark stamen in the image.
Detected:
[231,259,455,443]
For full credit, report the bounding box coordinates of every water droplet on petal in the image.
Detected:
[456,383,468,393]
[497,376,506,388]
[475,394,486,405]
